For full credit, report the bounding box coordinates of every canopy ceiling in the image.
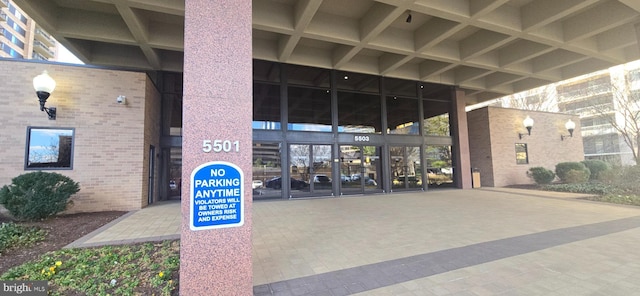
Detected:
[13,0,640,105]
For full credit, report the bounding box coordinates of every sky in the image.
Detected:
[56,44,84,64]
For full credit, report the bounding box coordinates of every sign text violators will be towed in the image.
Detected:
[190,161,244,231]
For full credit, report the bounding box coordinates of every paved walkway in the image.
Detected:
[67,188,640,295]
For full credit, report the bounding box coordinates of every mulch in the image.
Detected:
[0,211,126,273]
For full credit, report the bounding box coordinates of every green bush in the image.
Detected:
[541,183,613,195]
[581,160,610,181]
[555,162,590,183]
[0,172,80,221]
[527,167,555,185]
[564,169,589,184]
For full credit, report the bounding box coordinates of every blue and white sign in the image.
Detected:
[190,161,244,231]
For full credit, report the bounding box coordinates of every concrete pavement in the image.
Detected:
[66,188,640,295]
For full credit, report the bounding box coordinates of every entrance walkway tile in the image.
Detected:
[252,190,640,295]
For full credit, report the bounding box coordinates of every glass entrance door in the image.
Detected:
[390,146,423,191]
[289,144,333,198]
[339,145,383,195]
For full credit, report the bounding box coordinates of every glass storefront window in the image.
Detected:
[386,96,420,135]
[339,145,383,195]
[385,77,417,97]
[253,142,283,200]
[337,71,379,93]
[423,100,451,136]
[168,147,182,198]
[425,145,454,187]
[390,146,422,190]
[289,144,332,198]
[286,64,331,132]
[286,64,330,88]
[288,86,332,132]
[253,60,280,83]
[253,82,281,130]
[338,92,382,134]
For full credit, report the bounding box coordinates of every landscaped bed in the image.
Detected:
[0,212,180,296]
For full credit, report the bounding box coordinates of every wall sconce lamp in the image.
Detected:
[518,115,534,139]
[33,70,57,120]
[561,119,576,140]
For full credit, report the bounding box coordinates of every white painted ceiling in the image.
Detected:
[13,0,640,104]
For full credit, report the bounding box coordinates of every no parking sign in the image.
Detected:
[190,161,244,231]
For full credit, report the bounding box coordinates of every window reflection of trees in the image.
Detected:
[390,146,420,177]
[424,114,450,136]
[425,145,454,186]
[26,128,74,169]
[289,145,310,181]
[289,144,332,182]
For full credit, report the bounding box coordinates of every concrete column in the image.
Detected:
[451,88,473,189]
[180,1,253,295]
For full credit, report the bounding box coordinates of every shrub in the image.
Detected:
[564,169,589,184]
[541,183,613,195]
[555,162,590,183]
[581,160,609,181]
[601,165,640,195]
[527,167,555,185]
[0,172,80,221]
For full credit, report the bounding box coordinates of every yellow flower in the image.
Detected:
[158,272,164,278]
[49,267,55,272]
[41,269,45,274]
[55,261,62,266]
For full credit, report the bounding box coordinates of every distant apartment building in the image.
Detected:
[558,64,640,166]
[1,0,56,61]
[489,61,640,166]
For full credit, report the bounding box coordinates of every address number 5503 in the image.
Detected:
[202,140,240,153]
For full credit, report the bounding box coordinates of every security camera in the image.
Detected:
[116,95,126,104]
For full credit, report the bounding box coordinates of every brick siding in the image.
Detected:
[0,59,160,213]
[468,107,583,187]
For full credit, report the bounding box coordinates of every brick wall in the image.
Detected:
[468,106,583,187]
[467,108,495,186]
[0,59,159,213]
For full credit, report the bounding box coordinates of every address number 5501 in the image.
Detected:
[202,140,240,153]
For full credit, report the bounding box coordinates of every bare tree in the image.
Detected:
[497,84,559,112]
[573,72,640,165]
[289,145,310,181]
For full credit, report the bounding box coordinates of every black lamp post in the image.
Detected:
[561,119,576,140]
[518,115,534,139]
[33,70,57,120]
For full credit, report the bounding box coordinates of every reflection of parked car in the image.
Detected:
[351,174,377,186]
[265,177,307,190]
[364,177,377,186]
[340,174,351,183]
[169,180,177,190]
[252,180,263,189]
[313,174,331,183]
